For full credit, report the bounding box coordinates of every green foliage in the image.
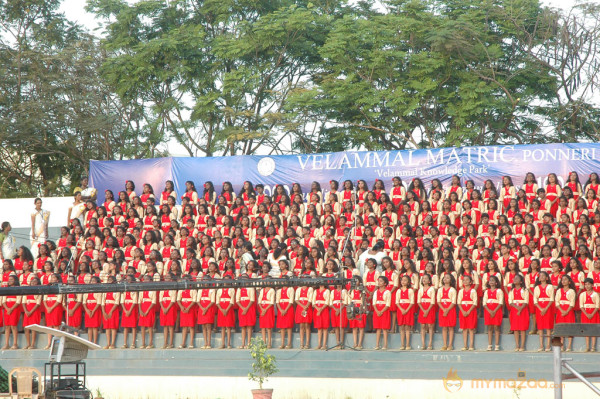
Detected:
[248,337,278,390]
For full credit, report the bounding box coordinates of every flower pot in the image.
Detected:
[251,388,273,399]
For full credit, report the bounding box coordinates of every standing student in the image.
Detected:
[258,286,275,349]
[417,274,436,350]
[178,275,198,349]
[295,281,314,349]
[372,276,391,350]
[2,275,21,349]
[580,278,599,352]
[396,275,415,350]
[159,273,177,349]
[483,275,504,351]
[457,275,477,351]
[236,275,256,349]
[312,283,330,350]
[197,276,217,349]
[330,283,348,349]
[101,275,121,349]
[138,275,157,349]
[276,284,295,349]
[120,275,138,348]
[65,275,83,335]
[534,271,555,351]
[43,274,64,349]
[437,274,457,351]
[216,275,236,349]
[349,286,366,350]
[508,274,529,352]
[554,275,576,351]
[84,276,103,345]
[22,276,42,349]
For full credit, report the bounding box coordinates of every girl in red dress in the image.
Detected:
[508,274,529,352]
[236,275,256,349]
[330,283,348,349]
[580,278,600,351]
[349,287,366,349]
[258,286,275,349]
[276,285,295,349]
[534,271,555,351]
[22,276,42,349]
[458,275,477,351]
[178,275,197,349]
[483,275,504,351]
[159,273,177,349]
[217,277,236,349]
[417,274,436,350]
[2,275,21,349]
[101,275,121,349]
[138,275,157,348]
[554,275,576,351]
[295,282,314,349]
[120,274,138,348]
[396,275,415,350]
[372,276,391,350]
[312,284,330,350]
[43,274,64,349]
[437,274,457,351]
[84,276,102,344]
[197,275,217,349]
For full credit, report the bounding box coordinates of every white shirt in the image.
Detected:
[358,250,386,276]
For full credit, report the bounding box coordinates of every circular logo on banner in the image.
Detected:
[257,157,276,176]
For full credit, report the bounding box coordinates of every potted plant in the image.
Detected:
[248,337,278,399]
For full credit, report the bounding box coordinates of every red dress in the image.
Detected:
[509,288,530,331]
[3,296,21,326]
[44,295,64,326]
[276,288,295,329]
[458,288,477,329]
[237,288,256,327]
[396,288,414,326]
[349,290,366,328]
[312,289,330,329]
[581,292,600,324]
[372,289,391,329]
[294,287,313,324]
[102,292,120,329]
[438,287,456,327]
[555,288,575,324]
[535,285,555,330]
[84,293,102,328]
[138,291,156,328]
[330,289,348,328]
[159,291,177,327]
[484,288,503,326]
[179,290,197,327]
[197,289,216,325]
[417,287,436,325]
[121,292,138,328]
[22,295,41,326]
[217,289,236,328]
[258,289,275,329]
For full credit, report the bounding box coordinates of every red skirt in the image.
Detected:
[535,303,555,330]
[3,308,21,326]
[66,303,83,329]
[349,313,366,328]
[294,304,313,324]
[238,303,256,327]
[555,307,575,324]
[397,306,415,326]
[217,307,235,328]
[313,307,330,329]
[102,305,120,329]
[581,310,600,324]
[459,307,478,329]
[258,306,275,329]
[484,305,503,326]
[276,304,294,329]
[417,304,436,325]
[180,305,197,327]
[139,304,156,327]
[160,305,177,327]
[197,306,216,325]
[509,305,530,331]
[45,305,64,327]
[330,308,348,328]
[121,305,138,328]
[373,308,391,329]
[438,306,457,327]
[23,308,42,327]
[0,309,3,327]
[388,290,397,312]
[85,309,102,328]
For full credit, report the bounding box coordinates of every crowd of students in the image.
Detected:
[1,172,600,353]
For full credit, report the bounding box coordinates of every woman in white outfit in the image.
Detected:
[30,198,50,258]
[67,192,86,226]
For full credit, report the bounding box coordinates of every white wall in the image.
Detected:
[0,197,72,229]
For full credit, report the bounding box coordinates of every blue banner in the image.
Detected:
[89,143,600,202]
